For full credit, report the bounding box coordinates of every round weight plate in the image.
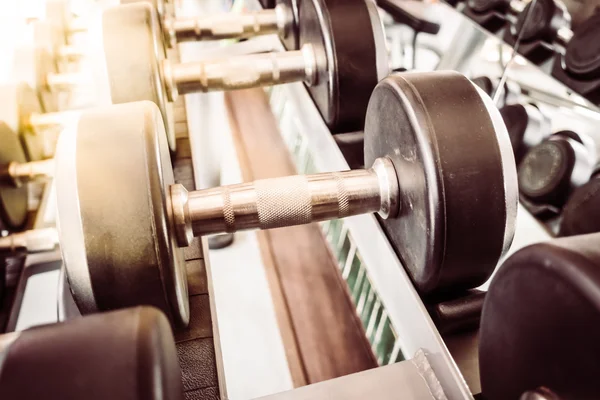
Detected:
[364,72,517,294]
[468,0,510,14]
[565,13,600,79]
[299,0,387,133]
[500,103,529,159]
[0,123,28,230]
[100,3,176,152]
[480,235,600,399]
[559,177,600,236]
[55,101,188,328]
[513,0,562,43]
[518,140,573,206]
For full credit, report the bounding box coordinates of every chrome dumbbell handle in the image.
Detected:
[0,160,55,187]
[0,228,59,253]
[165,4,290,44]
[163,44,317,100]
[171,158,399,246]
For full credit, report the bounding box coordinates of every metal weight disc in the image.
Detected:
[480,234,600,399]
[0,123,28,230]
[299,0,388,133]
[55,101,189,327]
[565,13,600,80]
[364,72,517,295]
[100,3,176,152]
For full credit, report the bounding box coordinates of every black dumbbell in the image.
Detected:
[551,11,600,105]
[0,307,182,400]
[518,130,596,215]
[54,72,517,327]
[503,0,572,65]
[480,232,600,399]
[500,102,551,163]
[559,162,600,236]
[462,0,525,33]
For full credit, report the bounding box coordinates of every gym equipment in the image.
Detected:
[0,307,183,400]
[96,0,386,152]
[479,232,600,399]
[54,72,517,327]
[503,0,572,65]
[499,103,551,163]
[0,228,59,254]
[552,11,600,105]
[462,0,525,33]
[559,162,600,236]
[518,130,596,211]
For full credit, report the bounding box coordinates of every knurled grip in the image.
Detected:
[255,176,313,229]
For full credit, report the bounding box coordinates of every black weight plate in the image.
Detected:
[55,101,188,328]
[0,123,28,231]
[467,0,510,14]
[364,72,517,294]
[518,140,574,206]
[559,177,600,236]
[101,3,176,152]
[565,12,600,79]
[480,233,600,400]
[500,103,529,159]
[299,0,385,133]
[514,0,559,42]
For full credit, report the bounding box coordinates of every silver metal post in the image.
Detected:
[164,44,317,101]
[166,5,289,43]
[4,159,55,187]
[0,228,59,253]
[171,158,399,246]
[28,110,79,130]
[45,72,85,91]
[56,45,86,61]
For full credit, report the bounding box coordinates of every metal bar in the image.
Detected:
[165,45,316,98]
[168,8,285,42]
[174,158,398,241]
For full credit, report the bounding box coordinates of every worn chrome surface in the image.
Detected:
[166,45,315,98]
[168,7,287,43]
[172,157,398,242]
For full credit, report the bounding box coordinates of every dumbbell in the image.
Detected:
[0,307,182,400]
[88,0,387,153]
[54,72,518,327]
[462,0,525,33]
[503,0,572,65]
[499,103,551,163]
[551,11,600,105]
[49,0,298,50]
[518,130,596,215]
[559,161,600,236]
[479,232,600,399]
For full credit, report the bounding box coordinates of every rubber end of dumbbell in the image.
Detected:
[500,104,529,159]
[559,176,600,236]
[480,234,600,399]
[518,139,574,207]
[565,12,600,80]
